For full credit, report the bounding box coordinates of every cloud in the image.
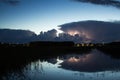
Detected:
[0,0,20,6]
[55,33,83,43]
[112,20,120,24]
[0,29,36,43]
[1,20,120,43]
[0,28,85,43]
[38,29,57,41]
[73,0,120,9]
[38,29,83,43]
[59,20,120,42]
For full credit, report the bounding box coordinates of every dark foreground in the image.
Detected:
[0,41,120,80]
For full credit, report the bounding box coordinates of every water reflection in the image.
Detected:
[2,49,120,80]
[60,49,120,72]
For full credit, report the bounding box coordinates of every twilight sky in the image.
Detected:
[0,0,120,34]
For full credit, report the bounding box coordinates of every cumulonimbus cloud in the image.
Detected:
[59,20,120,43]
[73,0,120,9]
[0,20,120,43]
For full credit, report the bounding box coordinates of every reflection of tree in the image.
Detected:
[34,60,44,74]
[25,60,45,76]
[39,60,44,74]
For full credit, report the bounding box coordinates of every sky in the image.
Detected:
[0,0,120,34]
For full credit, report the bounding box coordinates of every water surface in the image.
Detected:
[2,49,120,80]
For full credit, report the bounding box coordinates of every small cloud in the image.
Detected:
[73,0,120,9]
[0,0,20,6]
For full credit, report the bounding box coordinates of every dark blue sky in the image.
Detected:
[0,0,120,34]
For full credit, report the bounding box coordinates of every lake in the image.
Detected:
[1,49,120,80]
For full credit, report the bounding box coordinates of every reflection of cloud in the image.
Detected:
[68,57,79,62]
[60,49,120,72]
[0,0,20,6]
[59,20,120,42]
[74,0,120,9]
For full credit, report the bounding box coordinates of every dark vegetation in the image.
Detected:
[97,42,120,59]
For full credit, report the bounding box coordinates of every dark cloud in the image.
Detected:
[0,0,20,5]
[60,49,120,72]
[38,29,83,43]
[38,29,81,42]
[1,20,120,43]
[73,0,120,9]
[0,29,82,43]
[59,20,120,43]
[0,29,36,43]
[113,20,120,24]
[0,29,84,43]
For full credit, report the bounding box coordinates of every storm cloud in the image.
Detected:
[38,29,83,43]
[59,20,120,43]
[0,29,84,43]
[0,20,120,43]
[74,0,120,9]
